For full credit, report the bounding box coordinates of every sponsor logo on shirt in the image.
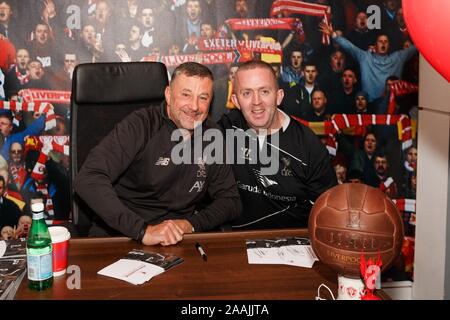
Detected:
[155,157,170,166]
[253,169,278,188]
[189,181,205,193]
[281,157,293,177]
[237,181,296,202]
[196,157,207,178]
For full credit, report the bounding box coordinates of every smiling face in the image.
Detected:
[165,73,213,131]
[232,65,284,132]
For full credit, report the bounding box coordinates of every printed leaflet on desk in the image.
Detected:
[0,239,27,300]
[0,278,14,300]
[97,249,184,285]
[0,238,27,259]
[246,237,318,268]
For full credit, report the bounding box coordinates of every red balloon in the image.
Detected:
[403,0,450,82]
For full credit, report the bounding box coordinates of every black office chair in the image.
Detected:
[70,62,169,236]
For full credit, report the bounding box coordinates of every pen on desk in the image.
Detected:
[195,242,207,261]
[124,264,146,278]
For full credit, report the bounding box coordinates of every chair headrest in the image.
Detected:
[72,62,169,104]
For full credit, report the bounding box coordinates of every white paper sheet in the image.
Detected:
[97,259,165,285]
[246,238,318,268]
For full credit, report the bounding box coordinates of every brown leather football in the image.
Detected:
[308,183,404,278]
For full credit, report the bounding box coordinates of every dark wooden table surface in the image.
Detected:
[14,228,354,300]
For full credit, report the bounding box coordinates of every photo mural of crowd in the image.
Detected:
[0,0,418,279]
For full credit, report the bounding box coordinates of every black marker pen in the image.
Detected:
[195,242,207,261]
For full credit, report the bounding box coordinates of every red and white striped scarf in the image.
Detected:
[30,135,70,182]
[270,0,331,44]
[15,66,30,85]
[292,114,413,155]
[18,89,71,105]
[392,198,416,213]
[331,114,413,149]
[404,160,416,172]
[387,80,419,114]
[31,151,48,181]
[142,50,255,67]
[397,115,413,150]
[198,38,283,55]
[226,18,297,31]
[8,163,27,189]
[0,100,56,131]
[325,133,337,156]
[291,115,338,155]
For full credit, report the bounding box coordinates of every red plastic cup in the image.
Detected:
[48,226,71,277]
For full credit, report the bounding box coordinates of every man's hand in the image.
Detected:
[141,220,185,246]
[319,22,334,37]
[42,0,57,23]
[115,47,131,62]
[172,219,194,234]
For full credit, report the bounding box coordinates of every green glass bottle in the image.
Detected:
[26,199,53,290]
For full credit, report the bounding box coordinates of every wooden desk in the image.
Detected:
[15,229,344,300]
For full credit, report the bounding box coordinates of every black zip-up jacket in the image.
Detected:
[218,109,337,229]
[75,102,241,240]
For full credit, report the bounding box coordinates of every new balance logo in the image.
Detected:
[253,169,278,188]
[155,157,170,166]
